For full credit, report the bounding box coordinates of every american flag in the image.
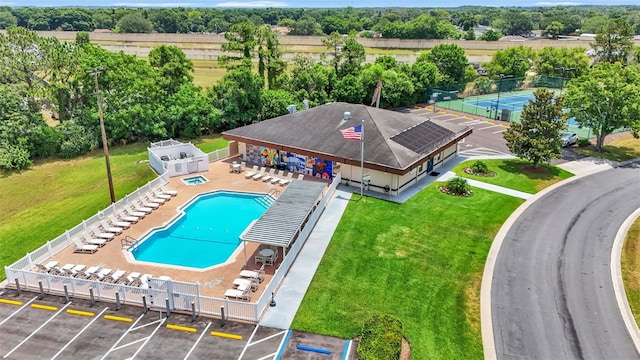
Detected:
[340,124,362,140]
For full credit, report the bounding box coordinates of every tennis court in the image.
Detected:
[463,93,536,121]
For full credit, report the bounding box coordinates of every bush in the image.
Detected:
[357,314,403,360]
[446,176,471,196]
[0,142,32,170]
[57,121,98,158]
[577,138,591,147]
[470,160,489,174]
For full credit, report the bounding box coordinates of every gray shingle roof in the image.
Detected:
[223,102,470,172]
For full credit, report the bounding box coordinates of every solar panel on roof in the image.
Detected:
[390,120,454,154]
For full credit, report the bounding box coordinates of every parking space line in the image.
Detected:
[100,313,146,360]
[183,322,211,360]
[248,329,288,346]
[51,307,109,360]
[478,125,503,131]
[237,325,261,360]
[3,302,71,359]
[274,329,292,360]
[257,353,278,360]
[127,318,166,359]
[112,337,147,351]
[0,296,37,327]
[493,129,507,134]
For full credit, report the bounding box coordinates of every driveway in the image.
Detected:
[491,165,640,359]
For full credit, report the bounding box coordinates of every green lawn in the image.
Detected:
[292,185,524,359]
[574,133,640,162]
[451,159,574,193]
[622,217,640,327]
[0,136,228,280]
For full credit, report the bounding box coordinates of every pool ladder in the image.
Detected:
[121,235,138,250]
[267,189,280,198]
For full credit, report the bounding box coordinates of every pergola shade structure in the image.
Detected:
[241,180,327,249]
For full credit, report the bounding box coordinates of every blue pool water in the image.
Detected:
[183,175,208,185]
[132,191,271,269]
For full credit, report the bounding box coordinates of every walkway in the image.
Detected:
[439,171,533,199]
[259,189,352,329]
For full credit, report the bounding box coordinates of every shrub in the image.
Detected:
[357,314,403,360]
[57,121,98,158]
[446,177,471,196]
[470,160,489,174]
[577,138,591,147]
[0,142,32,170]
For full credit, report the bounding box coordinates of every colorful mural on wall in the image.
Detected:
[245,145,334,180]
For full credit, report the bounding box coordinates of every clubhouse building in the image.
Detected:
[222,102,471,196]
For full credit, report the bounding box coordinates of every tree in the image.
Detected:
[322,31,345,74]
[330,74,366,104]
[494,10,533,36]
[478,29,502,41]
[544,21,563,39]
[260,89,297,120]
[75,31,90,46]
[149,45,194,96]
[0,11,18,29]
[115,13,153,33]
[419,44,472,85]
[532,46,589,78]
[208,64,263,130]
[564,62,640,151]
[591,18,635,64]
[286,55,332,105]
[483,45,535,79]
[503,88,566,167]
[220,21,258,65]
[289,17,323,36]
[338,37,365,77]
[257,25,286,89]
[160,83,220,138]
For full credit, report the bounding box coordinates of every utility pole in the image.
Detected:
[89,68,116,204]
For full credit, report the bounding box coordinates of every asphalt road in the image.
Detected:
[492,164,640,359]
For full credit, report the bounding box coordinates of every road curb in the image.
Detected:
[480,164,613,360]
[611,208,640,354]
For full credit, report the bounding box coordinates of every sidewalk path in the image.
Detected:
[556,156,616,175]
[439,171,533,200]
[259,189,352,329]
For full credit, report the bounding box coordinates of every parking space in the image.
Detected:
[0,289,281,360]
[278,330,351,359]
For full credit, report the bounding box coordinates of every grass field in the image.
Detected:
[191,60,228,88]
[292,185,524,359]
[575,133,640,162]
[622,217,640,327]
[451,159,574,193]
[0,136,228,280]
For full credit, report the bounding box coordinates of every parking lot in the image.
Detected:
[0,288,354,360]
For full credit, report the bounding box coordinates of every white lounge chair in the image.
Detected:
[144,192,165,205]
[152,189,171,201]
[138,198,160,209]
[121,208,145,219]
[252,167,266,180]
[279,173,293,186]
[271,170,285,184]
[158,186,177,197]
[108,214,132,228]
[244,165,259,178]
[261,168,276,182]
[35,261,59,274]
[139,273,153,288]
[122,272,141,286]
[88,268,112,281]
[297,174,304,181]
[80,233,107,247]
[233,278,259,292]
[239,264,265,283]
[106,270,126,283]
[71,238,98,253]
[78,266,101,279]
[100,220,123,234]
[131,203,153,214]
[89,228,115,240]
[224,288,251,301]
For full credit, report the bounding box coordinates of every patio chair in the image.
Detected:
[151,189,172,201]
[158,186,177,197]
[71,238,98,254]
[35,261,59,273]
[100,220,123,234]
[239,264,265,283]
[88,268,112,281]
[105,270,126,283]
[271,170,285,184]
[252,167,266,180]
[89,228,115,240]
[143,193,165,205]
[224,288,252,301]
[77,266,101,279]
[138,273,153,288]
[233,278,259,292]
[279,173,294,186]
[245,165,259,178]
[122,272,142,286]
[261,168,276,182]
[79,233,107,247]
[108,214,132,228]
[240,161,246,171]
[297,174,304,181]
[135,199,157,211]
[121,207,145,219]
[130,203,153,214]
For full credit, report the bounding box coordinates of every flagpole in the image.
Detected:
[360,119,364,198]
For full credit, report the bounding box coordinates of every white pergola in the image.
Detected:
[241,179,327,263]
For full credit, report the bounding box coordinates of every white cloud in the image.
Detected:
[535,1,583,5]
[215,0,288,7]
[112,2,203,6]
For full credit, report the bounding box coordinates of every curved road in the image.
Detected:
[492,164,640,359]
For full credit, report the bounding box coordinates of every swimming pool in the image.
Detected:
[130,191,272,269]
[182,175,208,185]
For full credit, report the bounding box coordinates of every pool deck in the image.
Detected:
[47,159,326,299]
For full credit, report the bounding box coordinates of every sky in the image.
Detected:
[3,0,639,8]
